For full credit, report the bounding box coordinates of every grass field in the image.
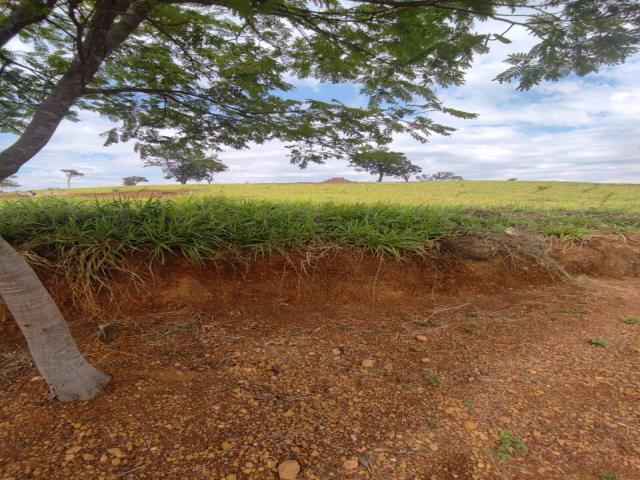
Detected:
[6,180,640,210]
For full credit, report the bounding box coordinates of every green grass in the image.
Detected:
[494,430,528,462]
[622,316,640,325]
[424,372,442,387]
[4,180,640,210]
[0,195,637,303]
[589,337,610,348]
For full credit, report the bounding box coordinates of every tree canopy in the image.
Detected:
[143,139,228,184]
[122,175,148,186]
[60,168,84,188]
[1,0,639,180]
[350,148,421,182]
[0,175,19,192]
[418,171,464,181]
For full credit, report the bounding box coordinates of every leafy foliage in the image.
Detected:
[350,148,420,182]
[1,1,639,179]
[122,176,148,186]
[142,140,227,184]
[60,169,84,188]
[0,175,19,192]
[418,172,464,181]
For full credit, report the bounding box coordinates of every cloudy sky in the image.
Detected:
[2,21,639,189]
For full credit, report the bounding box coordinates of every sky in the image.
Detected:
[2,21,639,189]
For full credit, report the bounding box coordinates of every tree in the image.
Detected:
[122,176,148,186]
[418,172,464,181]
[60,169,84,188]
[0,175,20,192]
[397,161,423,182]
[349,148,421,182]
[142,140,228,184]
[0,0,638,402]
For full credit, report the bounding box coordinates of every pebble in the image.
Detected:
[278,459,300,479]
[343,457,359,470]
[415,335,428,342]
[332,348,342,356]
[107,448,125,458]
[361,359,375,368]
[463,420,478,432]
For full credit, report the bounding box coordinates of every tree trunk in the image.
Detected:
[0,0,152,180]
[0,0,57,48]
[377,172,384,182]
[0,237,110,401]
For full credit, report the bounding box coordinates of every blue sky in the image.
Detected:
[2,22,639,189]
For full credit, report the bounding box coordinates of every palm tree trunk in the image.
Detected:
[0,237,110,401]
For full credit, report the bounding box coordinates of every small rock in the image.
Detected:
[343,457,359,470]
[463,420,478,432]
[111,458,121,467]
[81,453,94,461]
[284,409,295,418]
[332,348,342,356]
[66,446,82,455]
[278,459,300,479]
[107,448,125,458]
[415,335,428,342]
[30,376,43,382]
[361,359,375,369]
[222,441,234,451]
[420,357,430,363]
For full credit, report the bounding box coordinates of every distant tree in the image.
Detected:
[60,169,84,188]
[122,176,148,186]
[397,161,423,182]
[508,178,518,181]
[418,172,464,181]
[349,148,420,182]
[142,140,227,185]
[0,175,19,192]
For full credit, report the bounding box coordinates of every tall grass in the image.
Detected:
[0,197,638,301]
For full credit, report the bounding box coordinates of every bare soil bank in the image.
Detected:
[1,234,639,480]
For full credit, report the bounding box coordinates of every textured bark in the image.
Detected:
[0,237,110,401]
[0,0,152,180]
[0,0,57,48]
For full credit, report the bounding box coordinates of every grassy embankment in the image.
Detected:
[1,181,638,297]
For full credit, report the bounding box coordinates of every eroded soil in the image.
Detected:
[1,240,640,480]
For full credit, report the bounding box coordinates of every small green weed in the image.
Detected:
[595,473,621,480]
[568,307,587,319]
[463,323,480,334]
[424,372,442,387]
[622,316,640,325]
[590,337,610,348]
[495,430,527,462]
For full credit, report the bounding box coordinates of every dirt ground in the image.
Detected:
[1,238,640,480]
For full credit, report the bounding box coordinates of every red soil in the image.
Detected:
[1,235,639,479]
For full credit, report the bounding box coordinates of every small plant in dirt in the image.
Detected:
[465,311,480,318]
[424,372,442,387]
[463,323,480,334]
[494,430,528,462]
[414,318,434,327]
[622,316,640,325]
[596,473,622,480]
[568,307,587,319]
[590,337,610,348]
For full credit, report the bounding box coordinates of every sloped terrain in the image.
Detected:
[1,237,640,480]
